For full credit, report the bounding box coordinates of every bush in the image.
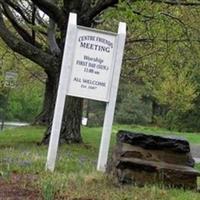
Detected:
[115,83,152,125]
[6,82,44,122]
[116,92,152,125]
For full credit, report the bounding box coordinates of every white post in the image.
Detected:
[97,22,126,172]
[46,13,77,171]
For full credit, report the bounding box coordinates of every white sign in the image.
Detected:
[46,13,126,172]
[4,71,18,88]
[81,117,88,126]
[68,27,116,102]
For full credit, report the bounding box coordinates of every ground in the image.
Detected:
[0,173,41,200]
[1,125,200,200]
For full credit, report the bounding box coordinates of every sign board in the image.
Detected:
[46,13,126,172]
[67,27,116,102]
[81,117,88,126]
[4,71,18,88]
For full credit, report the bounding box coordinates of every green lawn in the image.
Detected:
[0,125,200,200]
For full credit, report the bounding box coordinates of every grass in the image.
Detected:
[112,124,200,144]
[0,125,200,199]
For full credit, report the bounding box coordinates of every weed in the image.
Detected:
[41,178,56,200]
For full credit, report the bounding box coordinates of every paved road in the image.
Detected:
[0,122,29,126]
[191,144,200,164]
[0,122,29,131]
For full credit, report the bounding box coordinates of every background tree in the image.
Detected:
[0,0,120,144]
[0,44,44,123]
[97,1,200,130]
[1,0,200,144]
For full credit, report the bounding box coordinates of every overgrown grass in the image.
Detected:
[0,125,200,199]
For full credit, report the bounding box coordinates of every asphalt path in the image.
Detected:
[191,144,200,164]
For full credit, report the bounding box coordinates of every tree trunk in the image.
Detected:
[40,72,83,145]
[34,74,56,125]
[59,96,83,144]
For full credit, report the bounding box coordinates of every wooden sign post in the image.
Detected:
[46,13,126,172]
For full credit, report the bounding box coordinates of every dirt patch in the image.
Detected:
[57,197,96,200]
[72,198,95,200]
[0,173,42,200]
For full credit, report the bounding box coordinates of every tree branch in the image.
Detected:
[2,3,34,44]
[0,0,31,23]
[84,0,118,22]
[151,0,200,6]
[127,38,200,44]
[126,1,154,19]
[47,0,61,55]
[2,2,45,49]
[31,3,36,45]
[0,11,59,74]
[30,0,64,27]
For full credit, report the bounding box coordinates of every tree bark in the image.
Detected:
[59,96,83,144]
[35,69,83,144]
[41,95,83,145]
[34,74,57,125]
